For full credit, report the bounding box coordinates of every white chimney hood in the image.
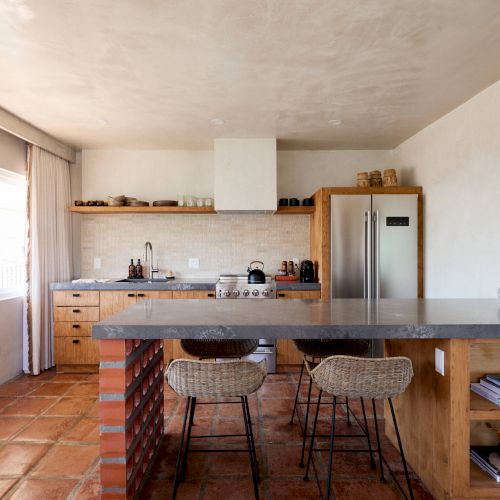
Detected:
[214,138,277,213]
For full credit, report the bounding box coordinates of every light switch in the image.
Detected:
[188,258,200,269]
[435,348,445,376]
[93,257,101,270]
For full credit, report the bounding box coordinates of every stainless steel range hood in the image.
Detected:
[214,138,277,213]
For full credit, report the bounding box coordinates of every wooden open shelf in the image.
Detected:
[274,206,315,214]
[469,462,500,497]
[70,206,216,214]
[70,205,315,215]
[470,392,500,420]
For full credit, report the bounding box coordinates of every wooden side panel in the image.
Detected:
[54,306,100,322]
[53,290,100,306]
[310,188,330,301]
[55,336,100,364]
[172,290,216,299]
[385,339,457,500]
[54,322,92,337]
[99,291,137,321]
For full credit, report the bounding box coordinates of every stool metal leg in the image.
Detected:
[172,396,192,500]
[325,396,337,500]
[299,375,314,467]
[180,396,197,481]
[388,398,414,500]
[345,396,351,426]
[290,359,305,425]
[372,398,385,483]
[360,397,375,468]
[244,396,259,480]
[303,389,322,482]
[241,396,259,500]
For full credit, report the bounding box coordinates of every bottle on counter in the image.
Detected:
[128,259,136,278]
[135,259,144,279]
[288,260,295,276]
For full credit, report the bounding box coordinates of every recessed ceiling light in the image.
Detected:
[328,119,343,126]
[210,118,225,126]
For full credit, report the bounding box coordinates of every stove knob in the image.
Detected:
[252,289,259,296]
[242,289,250,296]
[232,290,240,297]
[262,289,269,297]
[223,290,230,297]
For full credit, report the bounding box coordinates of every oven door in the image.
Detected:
[245,339,276,373]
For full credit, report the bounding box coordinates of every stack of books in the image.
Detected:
[470,374,500,406]
[470,446,500,482]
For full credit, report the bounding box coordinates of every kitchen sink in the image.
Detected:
[117,278,174,283]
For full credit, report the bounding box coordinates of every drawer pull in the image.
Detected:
[72,293,80,297]
[128,293,135,297]
[208,293,215,297]
[278,293,285,297]
[72,324,80,329]
[137,293,145,297]
[72,339,80,344]
[72,309,80,313]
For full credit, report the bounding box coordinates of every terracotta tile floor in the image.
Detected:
[0,370,434,499]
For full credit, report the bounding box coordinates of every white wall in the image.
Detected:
[82,148,394,201]
[0,297,23,383]
[277,150,394,199]
[70,152,82,278]
[82,150,214,201]
[395,80,500,298]
[0,128,26,383]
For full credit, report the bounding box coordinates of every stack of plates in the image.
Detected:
[152,200,177,207]
[128,200,149,207]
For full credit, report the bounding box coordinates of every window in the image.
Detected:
[0,168,26,293]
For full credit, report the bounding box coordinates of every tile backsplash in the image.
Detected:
[80,214,310,279]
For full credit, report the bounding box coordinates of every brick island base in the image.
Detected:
[99,339,164,499]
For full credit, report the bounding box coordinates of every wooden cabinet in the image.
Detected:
[276,289,321,366]
[276,290,321,300]
[172,290,216,299]
[53,287,216,370]
[53,291,100,372]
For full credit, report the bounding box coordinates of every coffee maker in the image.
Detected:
[300,260,315,283]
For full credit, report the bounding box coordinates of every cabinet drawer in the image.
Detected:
[54,337,99,365]
[54,321,93,337]
[277,290,321,299]
[53,290,99,307]
[172,290,216,299]
[54,306,100,322]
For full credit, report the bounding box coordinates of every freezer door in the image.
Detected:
[330,195,371,298]
[372,194,418,298]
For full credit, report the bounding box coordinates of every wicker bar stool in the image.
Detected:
[289,339,372,467]
[166,359,266,500]
[303,355,414,500]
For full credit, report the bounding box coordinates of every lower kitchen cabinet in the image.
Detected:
[52,289,216,372]
[276,288,321,366]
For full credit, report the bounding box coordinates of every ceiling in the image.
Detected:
[1,0,500,151]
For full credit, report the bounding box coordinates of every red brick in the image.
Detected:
[99,368,126,394]
[99,400,127,426]
[101,462,126,489]
[99,340,126,362]
[101,432,126,458]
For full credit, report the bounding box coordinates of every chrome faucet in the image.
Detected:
[144,241,159,279]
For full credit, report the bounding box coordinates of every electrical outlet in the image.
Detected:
[292,258,299,267]
[93,257,101,270]
[188,258,200,269]
[435,348,445,376]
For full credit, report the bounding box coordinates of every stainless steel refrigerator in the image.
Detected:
[330,194,419,353]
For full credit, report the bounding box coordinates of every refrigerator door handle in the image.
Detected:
[374,210,380,299]
[364,210,372,299]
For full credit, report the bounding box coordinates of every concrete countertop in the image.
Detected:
[93,298,500,340]
[50,279,321,291]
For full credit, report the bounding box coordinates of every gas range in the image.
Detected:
[216,274,276,299]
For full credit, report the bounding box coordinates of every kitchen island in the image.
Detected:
[94,299,500,500]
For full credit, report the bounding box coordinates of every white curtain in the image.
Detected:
[25,145,72,375]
